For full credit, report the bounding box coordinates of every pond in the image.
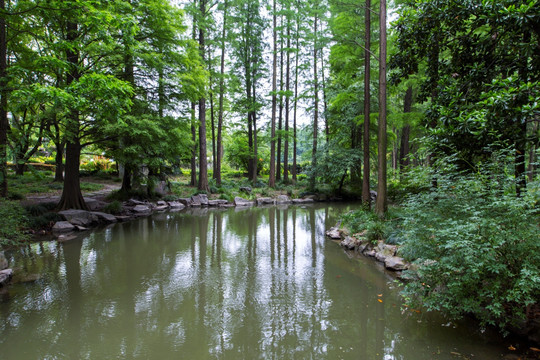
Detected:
[0,204,519,359]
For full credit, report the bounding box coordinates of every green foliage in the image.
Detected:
[399,154,540,330]
[0,201,29,248]
[104,201,123,215]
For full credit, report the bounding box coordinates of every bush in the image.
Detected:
[399,160,540,331]
[0,200,29,247]
[104,201,123,214]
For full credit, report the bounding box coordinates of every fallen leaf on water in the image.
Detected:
[530,347,540,352]
[336,275,342,278]
[508,345,516,351]
[377,299,383,303]
[450,352,461,357]
[377,294,383,297]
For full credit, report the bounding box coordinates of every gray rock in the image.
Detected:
[0,252,7,270]
[157,200,167,206]
[0,269,13,287]
[240,186,252,194]
[127,199,146,206]
[91,211,118,224]
[74,225,88,231]
[234,197,255,207]
[364,249,377,257]
[154,205,168,211]
[370,190,377,202]
[292,198,315,204]
[208,200,228,207]
[84,198,106,211]
[276,195,291,204]
[155,181,169,196]
[133,205,151,213]
[168,201,186,209]
[177,198,192,207]
[52,221,76,232]
[325,227,342,240]
[340,236,357,250]
[115,215,133,222]
[256,197,275,206]
[57,234,77,242]
[198,194,209,206]
[190,195,202,207]
[384,256,408,271]
[59,209,98,227]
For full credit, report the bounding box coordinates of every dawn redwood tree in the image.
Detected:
[362,0,371,206]
[375,0,387,217]
[269,0,278,188]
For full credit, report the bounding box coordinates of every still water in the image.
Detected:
[0,204,517,359]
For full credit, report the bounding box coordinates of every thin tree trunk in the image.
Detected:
[284,12,291,184]
[0,0,8,197]
[216,0,228,186]
[54,137,64,182]
[375,0,387,217]
[528,120,538,183]
[210,72,216,178]
[269,0,277,187]
[362,0,371,206]
[277,15,284,182]
[190,102,197,186]
[198,0,209,192]
[292,15,299,183]
[252,79,258,184]
[399,86,412,175]
[310,10,319,190]
[320,48,329,145]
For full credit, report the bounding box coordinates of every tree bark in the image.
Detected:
[310,10,319,190]
[292,15,300,183]
[0,0,8,197]
[216,0,228,186]
[283,12,291,184]
[198,0,209,192]
[277,15,284,182]
[375,0,387,217]
[362,0,371,207]
[399,86,412,174]
[269,0,277,188]
[190,102,197,186]
[54,139,64,182]
[251,78,258,184]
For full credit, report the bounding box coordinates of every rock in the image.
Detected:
[157,200,167,206]
[74,225,88,231]
[84,198,106,211]
[375,241,397,262]
[370,190,377,202]
[168,201,186,209]
[234,197,255,207]
[208,200,229,207]
[364,249,377,257]
[0,269,13,287]
[256,197,275,206]
[340,236,357,250]
[198,194,209,206]
[240,186,252,194]
[276,195,291,204]
[325,227,342,240]
[56,234,77,242]
[132,205,151,213]
[127,199,146,206]
[154,205,168,211]
[190,195,202,207]
[292,198,315,204]
[384,256,408,271]
[305,194,319,201]
[155,181,169,196]
[0,252,7,270]
[91,211,118,224]
[177,198,192,207]
[59,209,98,227]
[115,215,133,222]
[52,221,76,232]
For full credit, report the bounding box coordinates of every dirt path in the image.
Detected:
[21,182,121,206]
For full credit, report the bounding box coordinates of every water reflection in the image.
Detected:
[0,204,511,359]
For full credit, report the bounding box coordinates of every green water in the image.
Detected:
[0,204,517,359]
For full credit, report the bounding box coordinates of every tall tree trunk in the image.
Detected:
[54,138,64,182]
[198,0,209,192]
[283,12,291,184]
[58,20,86,210]
[375,0,387,217]
[310,10,319,190]
[320,48,329,145]
[269,0,277,188]
[190,102,197,186]
[210,68,216,179]
[362,0,371,206]
[292,16,299,183]
[277,15,284,182]
[515,31,530,197]
[0,0,8,197]
[399,86,412,175]
[216,0,228,186]
[251,79,258,184]
[528,120,538,183]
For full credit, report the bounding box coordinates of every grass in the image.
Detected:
[7,171,105,198]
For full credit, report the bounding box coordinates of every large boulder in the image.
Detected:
[52,221,76,233]
[234,197,255,207]
[132,204,151,213]
[208,200,229,207]
[0,269,13,287]
[292,198,315,204]
[84,198,106,211]
[59,209,98,227]
[168,201,186,210]
[325,227,342,240]
[190,195,202,207]
[198,194,209,206]
[91,212,118,224]
[177,198,192,207]
[0,252,8,270]
[256,197,275,206]
[384,256,408,271]
[276,195,291,204]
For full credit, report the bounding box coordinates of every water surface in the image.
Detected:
[0,204,516,359]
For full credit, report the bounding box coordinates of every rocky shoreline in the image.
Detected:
[325,224,410,272]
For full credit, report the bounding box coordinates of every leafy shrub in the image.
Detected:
[162,195,178,202]
[104,201,123,215]
[0,200,29,247]
[366,221,387,243]
[399,159,540,331]
[28,212,63,230]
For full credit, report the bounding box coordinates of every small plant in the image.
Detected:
[0,200,29,248]
[104,201,123,214]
